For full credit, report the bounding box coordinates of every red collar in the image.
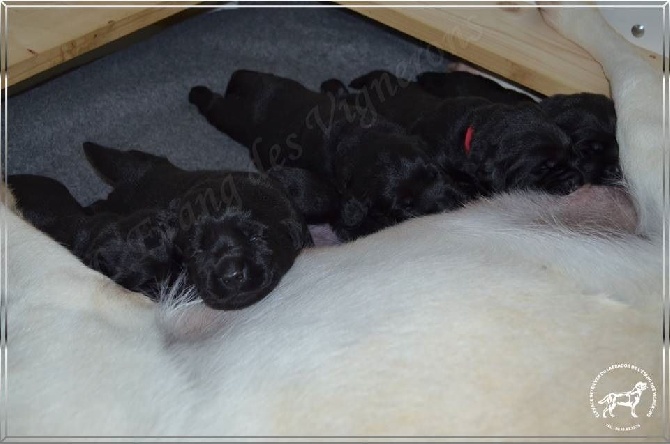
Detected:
[464,126,474,155]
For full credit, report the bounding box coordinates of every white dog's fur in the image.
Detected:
[6,4,665,438]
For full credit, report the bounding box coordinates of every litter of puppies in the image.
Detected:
[10,68,620,309]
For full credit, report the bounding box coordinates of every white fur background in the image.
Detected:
[5,3,667,440]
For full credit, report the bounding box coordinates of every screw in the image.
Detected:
[631,24,645,38]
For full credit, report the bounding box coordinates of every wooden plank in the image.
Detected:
[338,3,664,96]
[4,2,199,87]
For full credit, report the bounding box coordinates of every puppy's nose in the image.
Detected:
[562,174,583,193]
[219,259,249,289]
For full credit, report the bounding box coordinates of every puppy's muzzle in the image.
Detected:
[218,258,250,291]
[547,170,584,195]
[196,256,274,311]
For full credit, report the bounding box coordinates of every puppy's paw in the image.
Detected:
[188,85,215,112]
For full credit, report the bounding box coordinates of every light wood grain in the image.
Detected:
[4,2,199,87]
[339,3,664,96]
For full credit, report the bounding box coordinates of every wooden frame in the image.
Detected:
[338,2,664,96]
[3,2,199,88]
[2,2,663,94]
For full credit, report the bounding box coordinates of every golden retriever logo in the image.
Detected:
[589,364,657,432]
[597,381,647,418]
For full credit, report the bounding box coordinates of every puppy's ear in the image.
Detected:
[7,174,92,250]
[279,217,314,250]
[267,166,340,224]
[83,142,175,186]
[7,174,85,224]
[340,194,368,228]
[487,156,516,192]
[172,224,196,261]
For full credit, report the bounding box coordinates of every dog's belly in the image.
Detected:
[164,190,660,435]
[303,186,635,249]
[556,185,637,233]
[10,188,661,436]
[178,250,659,435]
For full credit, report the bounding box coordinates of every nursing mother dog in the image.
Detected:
[7,3,663,437]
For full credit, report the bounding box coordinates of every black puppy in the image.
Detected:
[8,174,181,299]
[189,70,467,241]
[12,144,316,310]
[539,93,620,185]
[347,70,582,197]
[82,142,316,310]
[416,71,621,185]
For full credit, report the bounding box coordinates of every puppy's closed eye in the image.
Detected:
[239,223,265,242]
[541,160,557,171]
[588,141,604,152]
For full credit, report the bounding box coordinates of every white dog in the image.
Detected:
[5,3,664,438]
[599,381,648,418]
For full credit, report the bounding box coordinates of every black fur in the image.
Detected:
[8,174,181,299]
[189,70,467,241]
[348,70,586,196]
[8,174,89,248]
[12,143,314,310]
[266,166,340,224]
[83,142,314,310]
[415,71,621,185]
[539,93,620,185]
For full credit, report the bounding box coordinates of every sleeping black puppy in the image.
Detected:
[346,70,582,197]
[539,93,620,185]
[81,142,315,310]
[415,71,621,185]
[11,144,318,310]
[188,69,467,241]
[8,174,182,299]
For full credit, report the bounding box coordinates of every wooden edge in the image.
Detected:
[5,4,199,87]
[342,5,608,96]
[340,4,665,97]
